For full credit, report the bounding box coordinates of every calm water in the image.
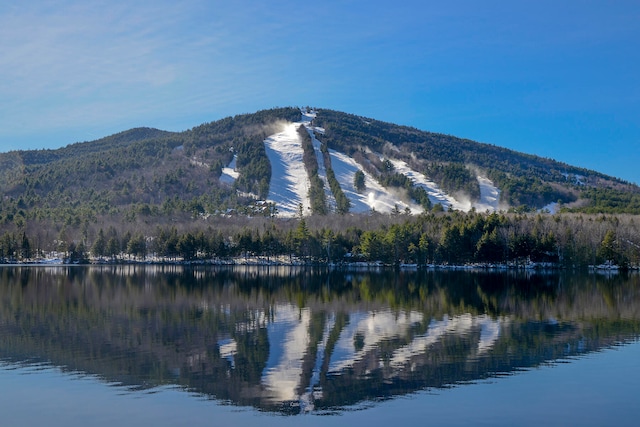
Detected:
[1,266,639,426]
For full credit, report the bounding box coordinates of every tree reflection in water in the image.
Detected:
[0,266,639,414]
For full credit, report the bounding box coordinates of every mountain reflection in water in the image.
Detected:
[0,266,639,415]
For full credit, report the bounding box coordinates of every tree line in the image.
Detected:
[298,125,328,215]
[3,211,639,269]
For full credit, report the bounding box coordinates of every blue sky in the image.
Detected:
[1,0,639,183]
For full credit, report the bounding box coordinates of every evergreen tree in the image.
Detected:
[354,170,365,192]
[92,228,107,258]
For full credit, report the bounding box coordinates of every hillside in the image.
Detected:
[313,109,640,213]
[1,106,640,234]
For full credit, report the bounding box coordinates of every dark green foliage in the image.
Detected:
[126,233,147,259]
[234,137,271,199]
[426,163,480,201]
[326,168,351,214]
[378,171,432,210]
[298,125,327,215]
[488,170,576,209]
[5,210,640,269]
[354,170,365,192]
[575,188,640,214]
[410,187,432,211]
[91,228,107,258]
[318,131,350,214]
[65,241,89,263]
[14,128,174,167]
[0,232,17,261]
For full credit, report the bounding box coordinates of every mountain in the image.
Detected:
[1,106,639,231]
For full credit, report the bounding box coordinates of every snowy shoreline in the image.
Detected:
[2,257,630,272]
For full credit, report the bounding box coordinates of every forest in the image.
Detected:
[1,210,639,270]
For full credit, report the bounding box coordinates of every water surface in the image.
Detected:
[1,266,638,425]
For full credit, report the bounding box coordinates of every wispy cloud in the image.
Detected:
[1,0,639,184]
[0,1,332,141]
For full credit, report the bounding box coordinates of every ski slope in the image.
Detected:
[219,154,239,184]
[263,122,312,216]
[330,150,423,213]
[260,109,501,217]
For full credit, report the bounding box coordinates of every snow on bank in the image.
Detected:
[264,123,312,216]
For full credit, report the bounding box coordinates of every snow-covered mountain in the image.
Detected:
[221,109,501,217]
[5,105,637,225]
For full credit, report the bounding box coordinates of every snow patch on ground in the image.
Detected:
[475,176,500,212]
[562,172,585,186]
[301,110,315,123]
[219,155,239,184]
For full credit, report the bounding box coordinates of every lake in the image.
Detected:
[1,266,639,426]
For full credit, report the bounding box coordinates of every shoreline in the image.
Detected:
[0,257,633,273]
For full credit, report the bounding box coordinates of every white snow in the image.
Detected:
[219,155,239,184]
[475,176,501,212]
[388,159,501,212]
[264,123,312,216]
[562,172,585,186]
[262,109,424,216]
[330,150,423,214]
